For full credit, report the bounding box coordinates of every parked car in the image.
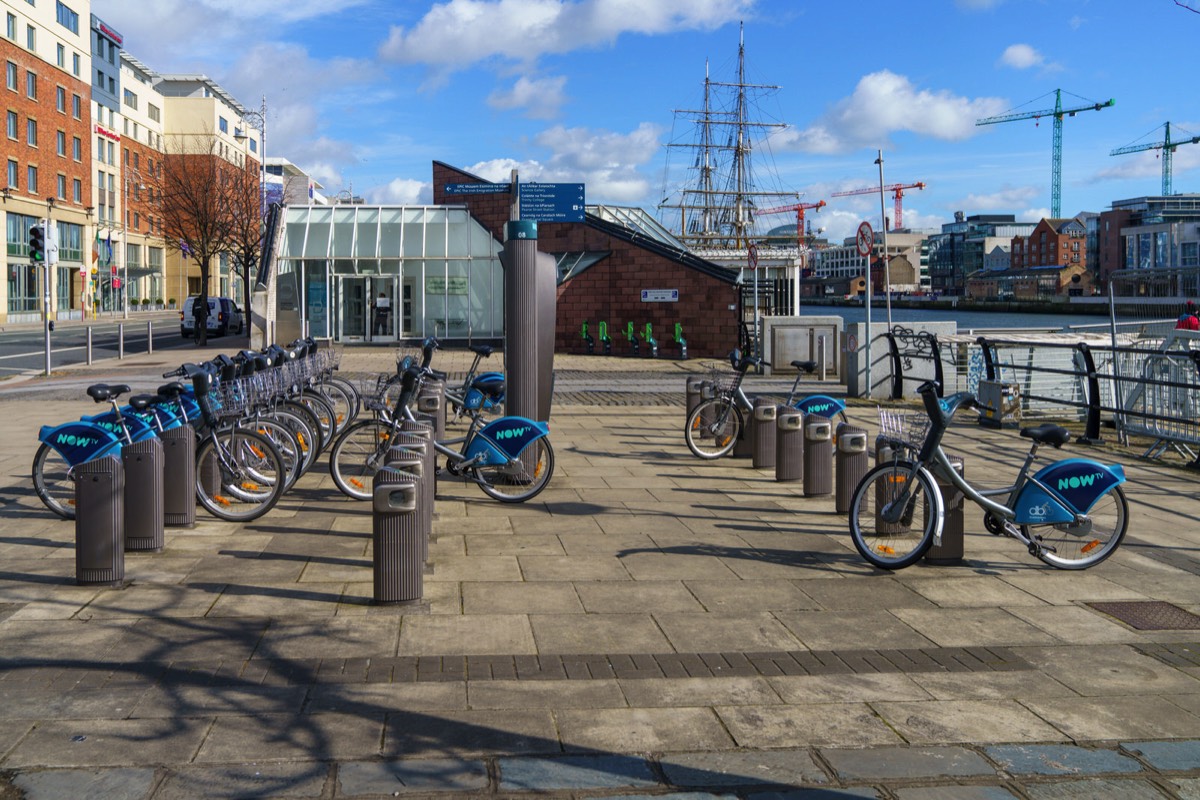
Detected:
[180,296,245,338]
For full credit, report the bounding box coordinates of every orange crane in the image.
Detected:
[756,199,826,242]
[831,182,925,230]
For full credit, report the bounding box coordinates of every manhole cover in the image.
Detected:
[1087,601,1200,631]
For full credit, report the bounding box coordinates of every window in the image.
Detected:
[107,76,114,94]
[26,24,34,51]
[5,13,14,40]
[106,140,114,165]
[71,135,79,160]
[5,110,16,139]
[56,85,65,112]
[72,177,80,202]
[94,68,102,87]
[72,94,80,118]
[123,88,137,110]
[56,2,79,35]
[133,212,139,230]
[148,103,159,122]
[26,118,35,146]
[250,138,257,154]
[56,43,64,68]
[7,159,17,189]
[218,116,228,133]
[25,70,35,99]
[56,173,65,199]
[1183,242,1199,268]
[72,52,79,77]
[26,164,36,193]
[5,61,15,90]
[55,129,64,155]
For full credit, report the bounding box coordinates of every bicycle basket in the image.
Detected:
[877,407,930,451]
[703,362,736,396]
[359,373,396,413]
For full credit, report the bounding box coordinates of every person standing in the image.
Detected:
[1175,301,1199,331]
[373,291,391,336]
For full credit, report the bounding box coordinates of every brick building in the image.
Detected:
[432,162,741,358]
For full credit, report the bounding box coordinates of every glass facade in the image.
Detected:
[277,205,503,341]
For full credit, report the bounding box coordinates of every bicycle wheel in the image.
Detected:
[475,436,554,503]
[280,399,326,457]
[32,443,76,520]
[247,418,303,491]
[328,418,394,500]
[1025,485,1128,570]
[195,428,286,522]
[684,398,743,459]
[269,408,318,475]
[298,391,338,447]
[325,376,361,422]
[315,379,358,430]
[848,460,940,569]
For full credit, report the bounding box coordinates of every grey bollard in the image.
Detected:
[732,397,757,459]
[803,416,833,497]
[698,381,716,429]
[74,455,124,586]
[387,447,432,574]
[874,436,907,535]
[775,409,804,482]
[371,469,423,606]
[926,457,966,565]
[417,379,445,441]
[161,425,195,528]
[123,438,165,552]
[686,376,705,419]
[834,424,869,514]
[399,420,436,554]
[751,400,778,469]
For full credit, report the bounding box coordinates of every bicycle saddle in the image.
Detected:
[87,383,130,403]
[128,394,156,413]
[157,382,186,399]
[470,344,494,357]
[1020,424,1072,448]
[791,360,817,374]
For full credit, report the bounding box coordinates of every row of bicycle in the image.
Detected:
[33,336,555,525]
[684,349,1131,571]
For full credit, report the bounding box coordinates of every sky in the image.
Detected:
[93,0,1200,245]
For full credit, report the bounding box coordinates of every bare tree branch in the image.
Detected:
[1177,0,1200,13]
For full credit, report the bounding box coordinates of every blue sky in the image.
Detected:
[95,0,1200,244]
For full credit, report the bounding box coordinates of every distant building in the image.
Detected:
[813,231,928,294]
[926,213,1036,296]
[1097,194,1200,286]
[265,158,326,206]
[1009,217,1087,271]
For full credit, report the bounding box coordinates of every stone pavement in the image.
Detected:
[1,344,1200,798]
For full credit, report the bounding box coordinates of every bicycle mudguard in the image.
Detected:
[793,394,845,418]
[82,411,158,442]
[38,421,124,466]
[465,416,549,465]
[1013,458,1126,524]
[124,404,184,432]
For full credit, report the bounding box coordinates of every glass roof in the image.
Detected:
[586,204,687,250]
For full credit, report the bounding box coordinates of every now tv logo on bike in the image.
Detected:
[1057,471,1106,492]
[56,431,99,449]
[492,425,530,441]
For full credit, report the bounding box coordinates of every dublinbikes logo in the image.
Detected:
[1027,502,1051,520]
[1058,471,1106,492]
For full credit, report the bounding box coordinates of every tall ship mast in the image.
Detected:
[658,23,796,258]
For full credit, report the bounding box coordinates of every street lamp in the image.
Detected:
[235,95,267,224]
[122,167,145,320]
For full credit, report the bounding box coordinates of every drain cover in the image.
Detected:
[1087,601,1200,631]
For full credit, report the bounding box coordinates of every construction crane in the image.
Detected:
[1109,122,1200,196]
[756,199,826,242]
[830,182,925,231]
[976,89,1115,218]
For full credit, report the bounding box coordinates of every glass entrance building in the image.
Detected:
[276,204,504,342]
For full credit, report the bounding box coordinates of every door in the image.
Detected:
[368,278,397,342]
[339,278,368,341]
[401,278,415,339]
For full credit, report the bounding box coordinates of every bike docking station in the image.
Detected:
[370,466,426,608]
[121,432,165,553]
[751,399,778,470]
[803,415,833,497]
[73,455,125,586]
[834,423,869,514]
[775,408,804,482]
[396,422,436,573]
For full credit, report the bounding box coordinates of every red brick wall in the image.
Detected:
[430,161,740,358]
[2,41,92,210]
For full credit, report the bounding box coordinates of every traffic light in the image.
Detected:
[29,225,44,263]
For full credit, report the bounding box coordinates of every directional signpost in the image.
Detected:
[444,183,510,195]
[857,221,874,398]
[519,183,585,223]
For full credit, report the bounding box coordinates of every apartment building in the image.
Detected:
[2,0,92,323]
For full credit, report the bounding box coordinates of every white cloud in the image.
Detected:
[960,185,1041,211]
[1093,145,1200,184]
[378,0,752,73]
[779,71,1008,154]
[487,75,569,119]
[998,43,1061,72]
[370,178,431,204]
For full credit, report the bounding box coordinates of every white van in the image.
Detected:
[180,296,245,338]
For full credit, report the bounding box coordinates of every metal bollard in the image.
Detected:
[118,323,124,359]
[775,409,804,482]
[387,446,431,573]
[698,381,716,429]
[399,420,436,558]
[147,320,153,354]
[161,425,196,528]
[834,424,869,514]
[86,326,93,365]
[74,455,124,586]
[732,396,758,459]
[685,376,705,419]
[751,400,778,469]
[122,438,165,552]
[874,437,907,535]
[803,416,833,497]
[371,468,424,606]
[926,457,966,565]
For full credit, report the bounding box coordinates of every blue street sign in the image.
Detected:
[444,183,510,195]
[519,182,585,222]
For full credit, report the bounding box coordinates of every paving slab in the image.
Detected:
[717,704,903,748]
[1021,695,1200,741]
[1019,778,1168,799]
[1120,739,1200,771]
[468,678,626,709]
[529,613,673,654]
[498,754,658,791]
[193,711,384,763]
[776,610,935,650]
[985,743,1143,776]
[892,787,1018,799]
[659,749,828,788]
[871,699,1068,745]
[396,614,536,656]
[557,707,735,752]
[822,745,996,780]
[335,758,488,795]
[154,762,329,799]
[655,612,804,653]
[576,580,706,613]
[769,673,931,704]
[2,717,212,768]
[13,767,157,800]
[382,708,560,757]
